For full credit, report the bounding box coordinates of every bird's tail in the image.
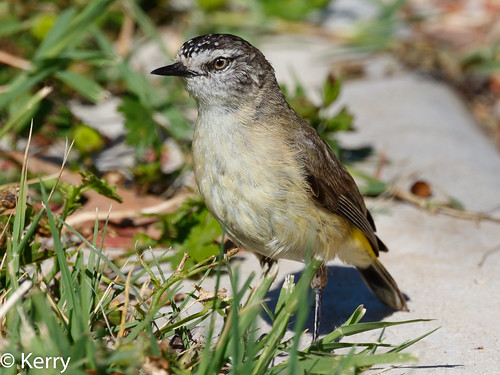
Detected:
[357,259,408,311]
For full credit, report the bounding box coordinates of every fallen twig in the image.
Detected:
[0,50,31,70]
[478,244,500,267]
[391,186,500,224]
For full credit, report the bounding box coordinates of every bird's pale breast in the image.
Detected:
[192,107,373,266]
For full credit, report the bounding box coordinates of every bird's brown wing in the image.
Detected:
[291,120,383,256]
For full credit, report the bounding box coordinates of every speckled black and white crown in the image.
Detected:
[153,33,280,100]
[178,34,254,58]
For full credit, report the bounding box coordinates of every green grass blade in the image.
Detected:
[39,181,79,322]
[269,351,416,375]
[303,352,416,374]
[311,318,434,352]
[0,65,58,108]
[55,70,107,103]
[33,7,76,61]
[58,49,112,63]
[34,0,114,61]
[251,274,295,375]
[252,258,321,375]
[8,125,33,288]
[0,86,52,139]
[0,18,31,37]
[389,327,441,353]
[123,0,170,57]
[227,264,242,373]
[123,283,180,343]
[196,226,227,374]
[53,214,143,299]
[208,263,278,373]
[343,304,366,325]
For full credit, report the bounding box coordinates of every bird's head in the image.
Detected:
[152,34,281,110]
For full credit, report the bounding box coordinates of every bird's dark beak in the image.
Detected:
[151,62,196,77]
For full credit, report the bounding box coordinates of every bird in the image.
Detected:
[151,33,408,341]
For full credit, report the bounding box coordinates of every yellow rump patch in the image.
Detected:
[351,226,378,259]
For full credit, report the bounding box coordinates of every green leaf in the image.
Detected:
[448,196,465,210]
[119,62,160,106]
[261,0,330,21]
[462,44,500,73]
[325,106,354,132]
[323,74,342,106]
[161,105,193,140]
[55,70,107,103]
[163,200,222,269]
[80,170,123,203]
[198,0,228,11]
[118,95,161,155]
[347,168,388,196]
[0,18,30,37]
[30,13,57,40]
[178,210,221,262]
[72,124,105,154]
[467,60,500,73]
[360,178,387,196]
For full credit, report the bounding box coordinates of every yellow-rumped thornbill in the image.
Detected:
[151,34,408,341]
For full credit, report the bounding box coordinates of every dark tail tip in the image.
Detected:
[357,261,408,311]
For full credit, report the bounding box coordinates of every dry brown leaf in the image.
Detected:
[0,150,193,228]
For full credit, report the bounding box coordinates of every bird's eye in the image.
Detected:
[213,57,228,70]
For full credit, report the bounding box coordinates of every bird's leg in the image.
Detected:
[257,255,277,274]
[311,264,327,342]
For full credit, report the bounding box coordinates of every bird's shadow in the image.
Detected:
[262,265,409,334]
